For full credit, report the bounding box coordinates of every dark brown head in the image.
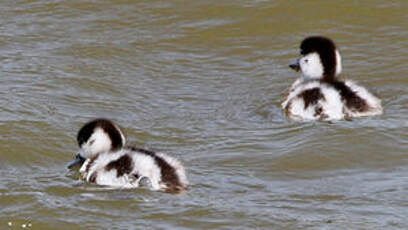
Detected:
[289,36,342,81]
[68,119,126,169]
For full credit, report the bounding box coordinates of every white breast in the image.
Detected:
[282,79,383,121]
[79,149,188,191]
[79,150,160,189]
[282,81,344,121]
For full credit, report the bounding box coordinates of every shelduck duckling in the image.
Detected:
[68,119,188,193]
[282,36,382,121]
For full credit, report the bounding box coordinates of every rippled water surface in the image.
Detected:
[1,0,408,229]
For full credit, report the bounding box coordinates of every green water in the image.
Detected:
[1,0,408,229]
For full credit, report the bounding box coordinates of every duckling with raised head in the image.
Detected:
[282,36,382,121]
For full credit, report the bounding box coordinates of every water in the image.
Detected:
[1,0,408,229]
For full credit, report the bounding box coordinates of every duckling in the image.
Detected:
[282,36,382,121]
[68,119,188,193]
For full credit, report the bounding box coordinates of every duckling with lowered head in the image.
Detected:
[68,119,188,193]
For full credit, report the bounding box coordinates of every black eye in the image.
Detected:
[89,140,95,145]
[305,59,308,63]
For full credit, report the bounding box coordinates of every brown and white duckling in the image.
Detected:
[282,36,382,121]
[68,119,188,193]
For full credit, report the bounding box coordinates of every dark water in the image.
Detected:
[1,0,408,229]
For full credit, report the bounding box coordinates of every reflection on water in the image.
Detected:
[1,0,408,229]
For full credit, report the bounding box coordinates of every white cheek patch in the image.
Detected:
[300,53,324,80]
[91,129,112,154]
[80,128,112,158]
